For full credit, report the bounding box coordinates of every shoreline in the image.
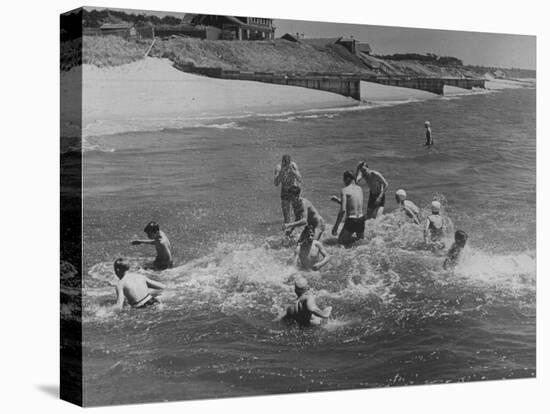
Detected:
[66,58,534,138]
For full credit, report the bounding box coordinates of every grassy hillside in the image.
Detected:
[150,37,375,74]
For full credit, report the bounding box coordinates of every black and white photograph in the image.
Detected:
[58,2,536,408]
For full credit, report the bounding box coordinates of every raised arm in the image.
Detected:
[306,296,332,319]
[311,241,330,271]
[274,164,282,186]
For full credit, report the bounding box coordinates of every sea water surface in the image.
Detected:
[77,86,535,405]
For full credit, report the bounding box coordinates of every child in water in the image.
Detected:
[280,277,332,327]
[395,189,420,224]
[113,258,166,310]
[131,221,173,270]
[424,201,445,250]
[293,225,330,271]
[444,230,468,269]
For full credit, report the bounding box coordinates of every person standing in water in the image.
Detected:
[282,185,326,240]
[274,154,303,223]
[395,189,420,224]
[424,121,433,146]
[331,170,365,246]
[424,201,445,250]
[293,225,330,271]
[131,221,173,270]
[113,258,166,310]
[356,161,388,219]
[280,276,332,327]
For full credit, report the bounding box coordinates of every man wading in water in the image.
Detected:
[331,170,365,246]
[274,154,303,224]
[356,161,389,219]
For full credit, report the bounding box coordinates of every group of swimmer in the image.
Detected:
[273,152,468,326]
[111,126,468,327]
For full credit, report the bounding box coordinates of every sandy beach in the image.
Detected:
[67,57,535,137]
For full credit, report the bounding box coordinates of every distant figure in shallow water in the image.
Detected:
[424,201,445,250]
[444,230,468,269]
[113,258,165,310]
[280,277,332,327]
[293,225,330,271]
[424,121,433,146]
[356,161,388,219]
[274,154,303,223]
[395,189,420,224]
[131,221,173,270]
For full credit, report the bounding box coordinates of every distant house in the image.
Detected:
[301,37,358,53]
[337,37,357,54]
[183,14,275,40]
[280,33,300,42]
[356,42,372,56]
[99,22,136,38]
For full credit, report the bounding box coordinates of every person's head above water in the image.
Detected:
[395,189,407,203]
[114,258,130,279]
[425,121,431,127]
[301,225,315,243]
[294,276,309,296]
[431,201,441,214]
[454,230,468,247]
[144,221,160,238]
[343,170,355,185]
[281,154,291,167]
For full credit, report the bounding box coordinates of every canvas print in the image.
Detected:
[60,6,536,407]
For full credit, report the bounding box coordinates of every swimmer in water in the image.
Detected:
[355,161,388,219]
[131,221,173,270]
[331,170,365,246]
[113,258,166,310]
[280,277,332,327]
[395,189,420,224]
[444,230,468,269]
[274,154,303,224]
[424,121,433,146]
[282,185,326,240]
[424,201,445,250]
[293,225,330,271]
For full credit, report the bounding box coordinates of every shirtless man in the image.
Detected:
[131,221,173,270]
[280,277,332,327]
[424,201,445,250]
[113,258,166,310]
[356,161,389,219]
[282,185,326,241]
[293,226,330,271]
[331,170,365,246]
[395,189,420,224]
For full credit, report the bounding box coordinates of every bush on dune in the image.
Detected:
[82,35,150,68]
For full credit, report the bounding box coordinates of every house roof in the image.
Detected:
[301,37,342,48]
[356,43,372,53]
[280,33,300,42]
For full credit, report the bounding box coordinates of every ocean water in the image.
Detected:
[76,86,535,405]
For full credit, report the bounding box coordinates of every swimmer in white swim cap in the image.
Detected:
[395,189,420,224]
[425,200,444,249]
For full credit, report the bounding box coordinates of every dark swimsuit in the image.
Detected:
[343,216,365,237]
[132,294,159,309]
[368,192,385,209]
